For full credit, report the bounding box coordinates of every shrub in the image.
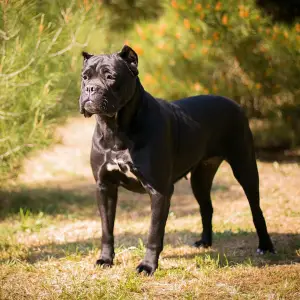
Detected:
[121,0,300,147]
[0,0,103,181]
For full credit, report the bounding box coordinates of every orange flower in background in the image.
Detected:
[200,12,205,20]
[83,0,91,11]
[196,3,202,11]
[259,45,267,53]
[203,39,212,46]
[144,74,154,84]
[222,14,228,25]
[64,14,70,23]
[215,2,221,11]
[158,23,167,36]
[183,51,190,59]
[195,26,201,32]
[201,47,208,54]
[255,83,262,90]
[194,82,201,92]
[239,6,249,18]
[39,14,44,34]
[213,32,219,40]
[136,25,144,37]
[133,45,143,55]
[171,0,178,9]
[296,23,300,32]
[190,43,196,49]
[184,18,191,29]
[157,42,166,50]
[206,4,210,9]
[284,31,289,38]
[176,32,181,39]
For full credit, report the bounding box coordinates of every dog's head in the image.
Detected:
[79,45,139,118]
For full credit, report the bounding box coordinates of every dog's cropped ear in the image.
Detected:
[118,45,139,76]
[82,51,93,61]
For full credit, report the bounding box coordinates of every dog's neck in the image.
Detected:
[95,78,144,150]
[117,77,144,131]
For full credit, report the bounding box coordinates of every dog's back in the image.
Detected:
[171,95,250,160]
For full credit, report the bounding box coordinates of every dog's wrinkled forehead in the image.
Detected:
[82,54,121,74]
[81,45,139,77]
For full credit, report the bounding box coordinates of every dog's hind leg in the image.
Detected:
[191,157,223,248]
[227,127,275,253]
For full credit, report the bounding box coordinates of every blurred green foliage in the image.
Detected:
[0,0,299,182]
[122,0,300,148]
[0,0,103,181]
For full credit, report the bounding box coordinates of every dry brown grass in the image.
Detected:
[1,117,300,299]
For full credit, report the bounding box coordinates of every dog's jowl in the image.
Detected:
[79,45,275,275]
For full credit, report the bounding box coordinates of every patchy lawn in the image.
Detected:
[1,117,300,299]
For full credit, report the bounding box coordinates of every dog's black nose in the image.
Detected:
[85,85,97,95]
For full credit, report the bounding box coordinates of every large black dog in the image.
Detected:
[79,45,274,275]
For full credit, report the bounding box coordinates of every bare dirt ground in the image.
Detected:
[1,116,300,299]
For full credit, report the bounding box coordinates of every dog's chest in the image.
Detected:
[105,149,137,179]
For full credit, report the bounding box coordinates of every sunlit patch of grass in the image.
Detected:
[195,253,229,271]
[18,209,47,233]
[1,160,300,298]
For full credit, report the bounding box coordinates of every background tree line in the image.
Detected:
[0,0,299,182]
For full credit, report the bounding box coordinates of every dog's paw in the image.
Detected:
[257,240,276,255]
[95,258,113,268]
[256,247,276,255]
[193,239,211,248]
[136,262,157,276]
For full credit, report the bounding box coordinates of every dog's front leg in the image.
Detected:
[95,182,118,267]
[137,187,173,275]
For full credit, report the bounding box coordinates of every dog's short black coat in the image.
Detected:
[79,45,274,275]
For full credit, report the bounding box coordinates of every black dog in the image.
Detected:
[79,45,274,275]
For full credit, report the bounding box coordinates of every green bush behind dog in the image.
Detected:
[0,0,299,183]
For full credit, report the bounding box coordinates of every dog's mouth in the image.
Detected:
[82,109,93,118]
[80,99,93,118]
[81,99,118,119]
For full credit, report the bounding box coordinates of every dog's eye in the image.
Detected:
[82,75,88,80]
[106,73,114,80]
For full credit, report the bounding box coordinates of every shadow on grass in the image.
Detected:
[0,180,230,219]
[0,185,96,218]
[163,231,300,266]
[256,149,300,163]
[3,229,299,267]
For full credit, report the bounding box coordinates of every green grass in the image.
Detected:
[1,160,300,299]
